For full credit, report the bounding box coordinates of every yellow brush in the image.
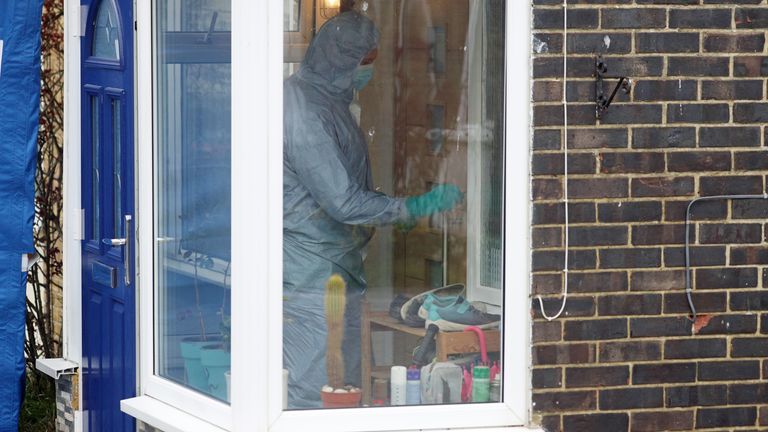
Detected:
[325,274,347,389]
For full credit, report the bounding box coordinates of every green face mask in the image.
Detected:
[352,64,374,90]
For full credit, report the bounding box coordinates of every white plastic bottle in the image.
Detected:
[390,366,407,406]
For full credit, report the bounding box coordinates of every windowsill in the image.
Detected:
[121,396,229,432]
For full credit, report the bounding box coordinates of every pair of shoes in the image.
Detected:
[419,294,500,332]
[399,284,465,328]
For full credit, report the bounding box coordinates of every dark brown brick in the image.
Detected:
[533,178,563,200]
[696,267,759,289]
[636,32,699,53]
[699,223,763,244]
[599,247,661,269]
[599,387,663,410]
[631,270,685,291]
[533,250,597,271]
[534,57,565,79]
[533,33,564,55]
[734,56,768,77]
[598,341,661,363]
[568,271,628,293]
[668,57,730,77]
[533,320,562,343]
[565,318,628,341]
[532,153,596,175]
[534,296,595,319]
[631,177,694,197]
[599,104,663,125]
[699,360,761,381]
[567,128,627,149]
[736,8,768,29]
[533,343,596,365]
[534,105,564,127]
[735,151,768,170]
[702,80,764,100]
[668,103,730,123]
[665,338,727,359]
[665,200,728,222]
[664,292,728,314]
[732,337,768,358]
[533,227,563,248]
[700,126,762,147]
[567,33,631,54]
[631,410,694,432]
[731,246,768,265]
[632,127,695,149]
[562,413,627,432]
[598,294,662,316]
[696,314,759,334]
[631,316,691,337]
[532,390,597,412]
[598,201,662,222]
[664,246,727,268]
[667,151,731,171]
[728,383,768,404]
[732,199,768,219]
[670,9,732,29]
[533,367,563,389]
[568,226,628,247]
[602,8,665,29]
[666,384,728,408]
[533,202,596,225]
[565,365,628,388]
[700,175,763,196]
[600,152,665,174]
[633,80,697,101]
[704,33,766,53]
[533,273,563,296]
[533,129,562,151]
[632,224,690,246]
[731,291,768,311]
[539,415,561,432]
[734,102,768,123]
[633,363,697,384]
[569,178,628,199]
[534,8,600,30]
[533,80,564,103]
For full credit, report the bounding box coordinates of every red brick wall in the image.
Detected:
[530,2,768,431]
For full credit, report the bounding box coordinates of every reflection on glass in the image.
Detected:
[112,99,122,236]
[284,0,301,32]
[92,0,121,60]
[155,0,232,403]
[283,0,505,410]
[91,96,100,241]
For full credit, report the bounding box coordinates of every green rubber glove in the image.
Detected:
[405,184,463,219]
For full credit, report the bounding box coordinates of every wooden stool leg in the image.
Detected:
[361,301,373,405]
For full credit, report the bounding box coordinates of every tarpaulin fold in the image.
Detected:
[0,0,44,430]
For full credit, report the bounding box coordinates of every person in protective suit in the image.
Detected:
[283,10,462,408]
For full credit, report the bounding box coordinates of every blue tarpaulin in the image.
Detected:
[0,0,43,430]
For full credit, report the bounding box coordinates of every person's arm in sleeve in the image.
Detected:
[286,111,406,226]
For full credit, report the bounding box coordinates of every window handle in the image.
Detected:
[102,238,126,246]
[101,215,132,285]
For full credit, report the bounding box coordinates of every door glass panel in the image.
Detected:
[91,95,101,241]
[112,99,122,237]
[282,0,505,410]
[92,0,121,60]
[154,0,232,403]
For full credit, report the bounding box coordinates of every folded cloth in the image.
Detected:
[420,362,463,404]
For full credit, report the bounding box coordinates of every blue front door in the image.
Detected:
[81,0,135,430]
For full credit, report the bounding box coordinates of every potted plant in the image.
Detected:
[320,274,361,408]
[200,306,231,402]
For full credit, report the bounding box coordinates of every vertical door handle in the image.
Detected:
[124,215,132,285]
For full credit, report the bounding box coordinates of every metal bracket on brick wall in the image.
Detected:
[595,54,633,120]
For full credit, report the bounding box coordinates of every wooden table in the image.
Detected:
[360,302,501,405]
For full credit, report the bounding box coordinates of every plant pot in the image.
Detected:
[320,390,362,408]
[225,370,231,403]
[180,336,220,392]
[201,344,231,401]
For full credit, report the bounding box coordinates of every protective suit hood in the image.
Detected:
[297,11,379,99]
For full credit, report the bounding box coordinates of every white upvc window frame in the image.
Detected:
[128,0,534,430]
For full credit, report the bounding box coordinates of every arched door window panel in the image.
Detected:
[92,0,122,61]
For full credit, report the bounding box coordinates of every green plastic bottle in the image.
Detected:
[472,366,490,403]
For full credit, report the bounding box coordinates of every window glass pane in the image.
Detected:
[282,0,505,410]
[155,0,232,404]
[284,0,301,32]
[91,95,100,241]
[113,99,122,237]
[92,0,121,60]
